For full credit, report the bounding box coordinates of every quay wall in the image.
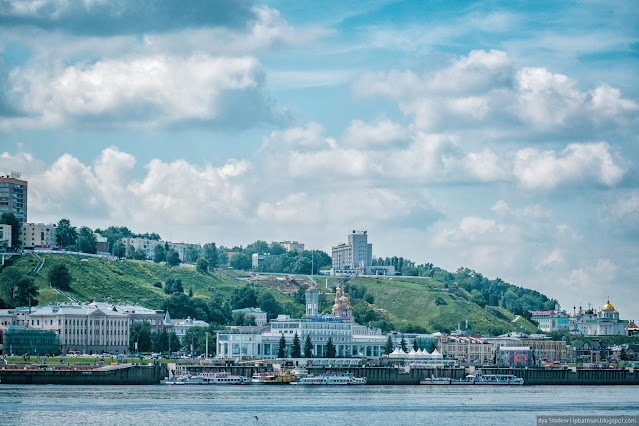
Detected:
[479,368,639,385]
[0,364,167,385]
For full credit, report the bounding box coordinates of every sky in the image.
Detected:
[0,0,638,321]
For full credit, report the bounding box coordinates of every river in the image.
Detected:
[1,385,637,425]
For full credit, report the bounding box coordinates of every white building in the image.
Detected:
[217,286,388,359]
[0,223,10,247]
[0,304,130,354]
[569,299,628,336]
[20,223,57,249]
[530,306,570,333]
[232,307,268,326]
[332,230,372,275]
[172,317,209,342]
[121,237,201,261]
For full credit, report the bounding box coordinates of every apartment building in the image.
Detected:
[0,172,28,223]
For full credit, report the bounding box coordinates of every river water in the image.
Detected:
[1,385,637,425]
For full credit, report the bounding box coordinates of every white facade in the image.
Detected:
[172,317,209,342]
[20,223,57,249]
[331,230,373,274]
[569,300,628,336]
[121,237,201,261]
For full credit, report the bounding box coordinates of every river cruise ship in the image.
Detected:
[291,372,366,385]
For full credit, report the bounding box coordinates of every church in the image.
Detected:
[570,299,628,336]
[216,286,389,359]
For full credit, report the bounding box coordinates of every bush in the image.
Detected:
[153,281,162,289]
[434,296,447,305]
[364,294,375,304]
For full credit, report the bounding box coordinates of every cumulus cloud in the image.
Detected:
[341,118,408,149]
[513,142,624,189]
[4,54,277,128]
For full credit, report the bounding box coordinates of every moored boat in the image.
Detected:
[162,372,251,385]
[419,375,452,385]
[291,372,366,385]
[450,373,524,385]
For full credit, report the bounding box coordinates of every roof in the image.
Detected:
[232,307,264,314]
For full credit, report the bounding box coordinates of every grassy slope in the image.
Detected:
[6,254,540,334]
[351,276,540,335]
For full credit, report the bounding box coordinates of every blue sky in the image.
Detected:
[1,0,638,321]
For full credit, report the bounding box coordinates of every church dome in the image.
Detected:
[602,299,615,311]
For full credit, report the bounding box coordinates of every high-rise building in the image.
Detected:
[332,230,372,273]
[0,172,28,223]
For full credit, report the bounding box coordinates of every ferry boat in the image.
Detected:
[162,372,251,385]
[419,375,452,385]
[251,372,275,384]
[450,373,524,385]
[263,370,296,384]
[291,372,367,385]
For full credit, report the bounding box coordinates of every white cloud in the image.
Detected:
[513,142,624,189]
[537,249,564,269]
[5,54,267,128]
[341,118,407,149]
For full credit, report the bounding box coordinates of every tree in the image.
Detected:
[184,245,201,262]
[202,243,218,270]
[620,347,629,361]
[232,311,256,326]
[229,285,258,310]
[55,219,78,248]
[129,321,152,352]
[77,226,97,254]
[48,264,72,290]
[112,240,126,258]
[278,334,287,358]
[385,335,394,355]
[470,289,486,308]
[164,277,184,295]
[0,213,21,248]
[0,268,38,308]
[304,334,313,358]
[245,240,269,255]
[269,242,286,255]
[413,338,419,351]
[257,291,282,319]
[196,257,209,274]
[400,335,408,352]
[153,244,166,263]
[325,337,336,358]
[291,332,301,358]
[217,250,229,267]
[230,252,251,270]
[169,332,181,354]
[166,249,180,267]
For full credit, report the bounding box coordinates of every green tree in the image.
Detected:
[166,249,180,267]
[245,240,269,255]
[153,244,166,263]
[269,242,286,255]
[0,268,39,308]
[278,334,287,358]
[620,347,629,361]
[196,257,209,274]
[325,337,336,358]
[470,289,486,308]
[230,252,251,270]
[48,264,72,290]
[400,335,408,352]
[169,331,180,354]
[77,226,97,254]
[304,334,313,358]
[111,240,126,258]
[184,245,201,262]
[182,326,210,356]
[229,285,258,309]
[55,218,77,248]
[202,243,218,270]
[413,338,419,351]
[385,335,394,355]
[232,311,256,326]
[257,291,282,319]
[0,212,21,248]
[164,277,184,295]
[291,332,301,358]
[129,321,152,352]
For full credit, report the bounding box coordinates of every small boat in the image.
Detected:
[291,372,366,385]
[450,373,524,385]
[263,370,296,384]
[419,375,452,385]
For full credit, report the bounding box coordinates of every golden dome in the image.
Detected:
[602,299,615,311]
[346,305,353,310]
[333,303,341,310]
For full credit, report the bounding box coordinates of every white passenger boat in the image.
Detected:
[450,373,524,385]
[291,372,366,385]
[251,372,275,384]
[419,375,452,385]
[162,372,251,385]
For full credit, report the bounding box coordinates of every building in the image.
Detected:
[483,333,567,363]
[529,306,570,333]
[332,230,372,275]
[172,317,209,343]
[217,286,388,359]
[91,302,167,334]
[20,223,57,249]
[495,346,534,367]
[121,237,201,261]
[232,307,267,326]
[2,325,60,356]
[95,233,109,254]
[434,333,494,363]
[280,241,305,252]
[0,172,28,223]
[0,223,11,248]
[569,299,628,336]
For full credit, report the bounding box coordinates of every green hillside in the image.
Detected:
[1,254,540,335]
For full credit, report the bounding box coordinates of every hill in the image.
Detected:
[1,253,541,335]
